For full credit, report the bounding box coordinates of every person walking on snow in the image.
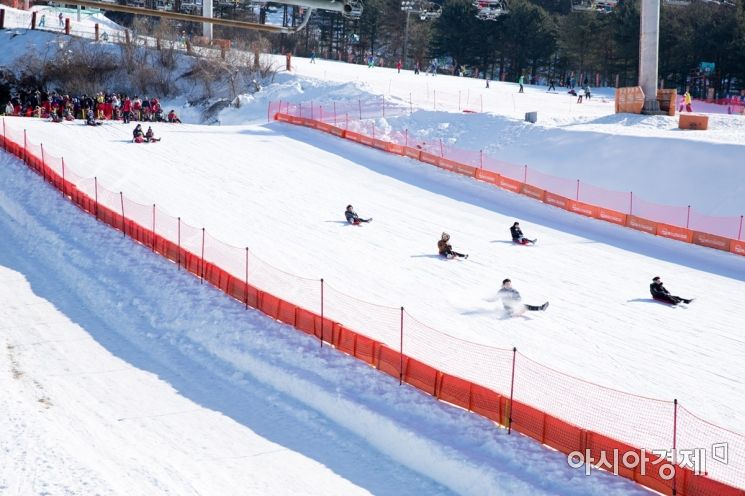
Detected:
[396,59,402,73]
[548,78,556,92]
[510,222,536,244]
[345,205,371,224]
[437,232,467,259]
[650,277,693,305]
[497,279,548,316]
[310,50,316,63]
[518,74,525,93]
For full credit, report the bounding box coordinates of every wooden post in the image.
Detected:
[95,23,99,41]
[64,18,70,35]
[0,9,6,30]
[31,11,36,29]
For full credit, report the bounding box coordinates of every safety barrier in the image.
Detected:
[268,99,745,257]
[2,118,744,496]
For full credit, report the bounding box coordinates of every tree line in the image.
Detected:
[283,0,745,96]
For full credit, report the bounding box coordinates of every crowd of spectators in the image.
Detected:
[2,89,181,123]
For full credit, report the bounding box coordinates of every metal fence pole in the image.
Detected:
[320,278,324,347]
[508,347,517,434]
[119,191,125,236]
[399,306,404,385]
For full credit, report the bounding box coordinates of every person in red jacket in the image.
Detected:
[167,110,181,123]
[122,96,132,123]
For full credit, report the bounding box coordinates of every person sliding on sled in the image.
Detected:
[437,232,468,259]
[510,222,536,244]
[145,126,160,143]
[86,110,102,126]
[133,124,145,143]
[345,205,371,224]
[498,279,548,316]
[650,277,693,305]
[167,110,182,123]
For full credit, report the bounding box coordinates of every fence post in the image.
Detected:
[508,347,517,434]
[0,9,5,30]
[629,191,634,215]
[405,129,408,147]
[200,227,205,283]
[458,90,461,111]
[686,205,691,229]
[358,99,362,120]
[95,23,99,41]
[2,119,6,151]
[738,215,743,240]
[345,112,349,129]
[310,100,313,120]
[64,18,70,35]
[61,157,66,197]
[333,101,337,126]
[439,138,444,158]
[480,150,483,170]
[94,177,99,219]
[177,217,181,270]
[372,123,375,140]
[23,129,27,164]
[151,204,156,252]
[31,11,36,29]
[523,164,527,184]
[40,143,47,182]
[672,398,678,496]
[245,247,249,309]
[120,192,126,236]
[409,93,413,115]
[576,179,580,201]
[298,102,302,119]
[399,306,404,385]
[320,278,324,346]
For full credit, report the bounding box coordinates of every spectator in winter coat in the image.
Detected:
[650,277,693,305]
[4,102,14,115]
[510,222,536,244]
[122,97,132,124]
[437,232,467,259]
[497,279,548,316]
[345,205,371,224]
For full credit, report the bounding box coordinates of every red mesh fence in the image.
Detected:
[4,119,745,495]
[272,99,745,248]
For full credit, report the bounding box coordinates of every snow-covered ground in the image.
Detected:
[2,25,745,494]
[0,150,648,495]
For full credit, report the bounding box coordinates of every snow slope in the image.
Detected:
[5,105,745,438]
[0,151,648,495]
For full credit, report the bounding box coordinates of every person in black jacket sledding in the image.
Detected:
[345,205,371,224]
[650,277,693,305]
[133,124,145,143]
[510,222,536,244]
[437,232,467,259]
[497,279,548,316]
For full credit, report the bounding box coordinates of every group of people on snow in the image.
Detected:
[132,124,160,143]
[2,89,181,124]
[345,206,694,313]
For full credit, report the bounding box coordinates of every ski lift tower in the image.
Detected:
[639,0,662,112]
